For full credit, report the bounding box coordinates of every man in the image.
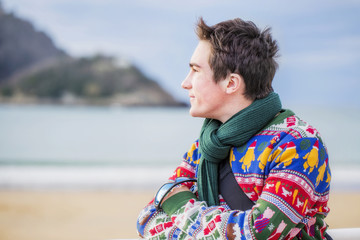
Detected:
[137,17,331,239]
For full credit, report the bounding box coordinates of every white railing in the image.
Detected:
[327,228,360,240]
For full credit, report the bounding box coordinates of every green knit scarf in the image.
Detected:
[197,92,282,206]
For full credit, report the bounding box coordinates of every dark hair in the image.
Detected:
[196,17,279,100]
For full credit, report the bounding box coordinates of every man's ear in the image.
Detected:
[225,73,244,94]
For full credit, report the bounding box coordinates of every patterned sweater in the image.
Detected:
[137,112,331,239]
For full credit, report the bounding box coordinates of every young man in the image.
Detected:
[137,17,331,239]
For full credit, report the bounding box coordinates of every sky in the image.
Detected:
[2,0,360,109]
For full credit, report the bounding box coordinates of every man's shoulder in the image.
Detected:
[260,111,324,141]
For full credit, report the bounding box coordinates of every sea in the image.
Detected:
[0,104,359,192]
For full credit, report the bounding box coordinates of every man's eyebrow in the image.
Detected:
[189,63,201,68]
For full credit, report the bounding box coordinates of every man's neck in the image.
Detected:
[218,96,253,123]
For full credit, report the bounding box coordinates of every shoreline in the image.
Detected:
[0,190,359,240]
[1,165,360,192]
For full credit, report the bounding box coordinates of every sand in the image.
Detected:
[0,190,359,240]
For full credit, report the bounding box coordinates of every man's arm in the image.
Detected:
[136,141,199,238]
[158,138,331,239]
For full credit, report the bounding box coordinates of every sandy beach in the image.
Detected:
[0,190,150,240]
[0,190,359,240]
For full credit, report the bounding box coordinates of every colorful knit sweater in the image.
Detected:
[137,112,331,239]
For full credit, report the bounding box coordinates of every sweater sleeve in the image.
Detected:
[136,142,199,238]
[141,137,331,239]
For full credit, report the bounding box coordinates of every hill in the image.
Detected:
[2,55,184,106]
[0,4,66,83]
[0,3,185,107]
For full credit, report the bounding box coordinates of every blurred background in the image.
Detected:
[0,0,359,239]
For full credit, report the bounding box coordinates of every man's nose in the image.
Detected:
[181,73,192,89]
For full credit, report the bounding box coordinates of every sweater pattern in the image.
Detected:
[137,114,331,239]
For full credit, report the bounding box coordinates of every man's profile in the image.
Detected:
[137,17,331,240]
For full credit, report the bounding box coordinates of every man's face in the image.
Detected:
[181,41,227,121]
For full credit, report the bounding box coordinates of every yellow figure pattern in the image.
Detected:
[316,161,327,186]
[257,138,277,172]
[303,140,319,174]
[325,169,331,188]
[230,149,236,168]
[268,146,283,162]
[186,142,199,164]
[275,141,299,167]
[240,140,257,172]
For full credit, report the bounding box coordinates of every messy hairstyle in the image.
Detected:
[196,17,279,100]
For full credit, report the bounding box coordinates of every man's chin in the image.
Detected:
[189,109,204,119]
